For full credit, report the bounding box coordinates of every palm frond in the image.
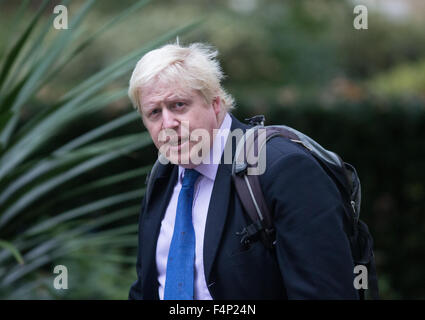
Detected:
[0,0,199,299]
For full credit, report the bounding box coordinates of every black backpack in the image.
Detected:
[232,115,379,300]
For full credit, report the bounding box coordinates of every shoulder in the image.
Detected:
[258,136,341,206]
[260,136,320,175]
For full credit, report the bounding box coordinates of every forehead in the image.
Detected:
[139,80,194,108]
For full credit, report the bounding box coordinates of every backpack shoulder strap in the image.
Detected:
[233,172,275,248]
[232,126,283,249]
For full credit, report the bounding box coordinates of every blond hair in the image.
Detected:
[128,42,235,114]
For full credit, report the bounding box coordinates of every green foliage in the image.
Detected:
[367,59,425,98]
[0,0,196,299]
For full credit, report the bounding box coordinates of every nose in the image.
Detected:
[161,108,179,129]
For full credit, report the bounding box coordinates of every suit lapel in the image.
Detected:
[203,158,232,286]
[203,113,250,285]
[141,162,178,299]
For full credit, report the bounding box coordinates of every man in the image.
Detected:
[127,42,359,299]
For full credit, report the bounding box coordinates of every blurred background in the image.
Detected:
[0,0,424,299]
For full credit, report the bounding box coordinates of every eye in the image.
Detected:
[149,109,160,117]
[174,102,186,108]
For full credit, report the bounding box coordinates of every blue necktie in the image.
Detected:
[164,169,200,300]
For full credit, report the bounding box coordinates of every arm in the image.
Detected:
[128,195,147,300]
[260,147,359,299]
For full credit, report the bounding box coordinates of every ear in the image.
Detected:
[212,96,221,117]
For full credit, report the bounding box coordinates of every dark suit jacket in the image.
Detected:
[129,113,359,300]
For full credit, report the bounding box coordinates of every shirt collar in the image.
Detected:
[178,112,232,182]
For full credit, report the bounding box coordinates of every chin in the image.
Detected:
[164,148,208,168]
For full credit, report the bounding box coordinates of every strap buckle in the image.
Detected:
[245,115,265,126]
[236,220,264,246]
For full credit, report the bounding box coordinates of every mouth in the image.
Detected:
[168,137,189,149]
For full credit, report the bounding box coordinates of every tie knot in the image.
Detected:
[182,169,200,188]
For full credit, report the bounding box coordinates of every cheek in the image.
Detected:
[204,111,218,133]
[196,105,216,125]
[192,116,217,146]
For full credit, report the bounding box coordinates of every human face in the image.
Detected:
[139,79,221,168]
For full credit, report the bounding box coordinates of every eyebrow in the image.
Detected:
[141,95,191,110]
